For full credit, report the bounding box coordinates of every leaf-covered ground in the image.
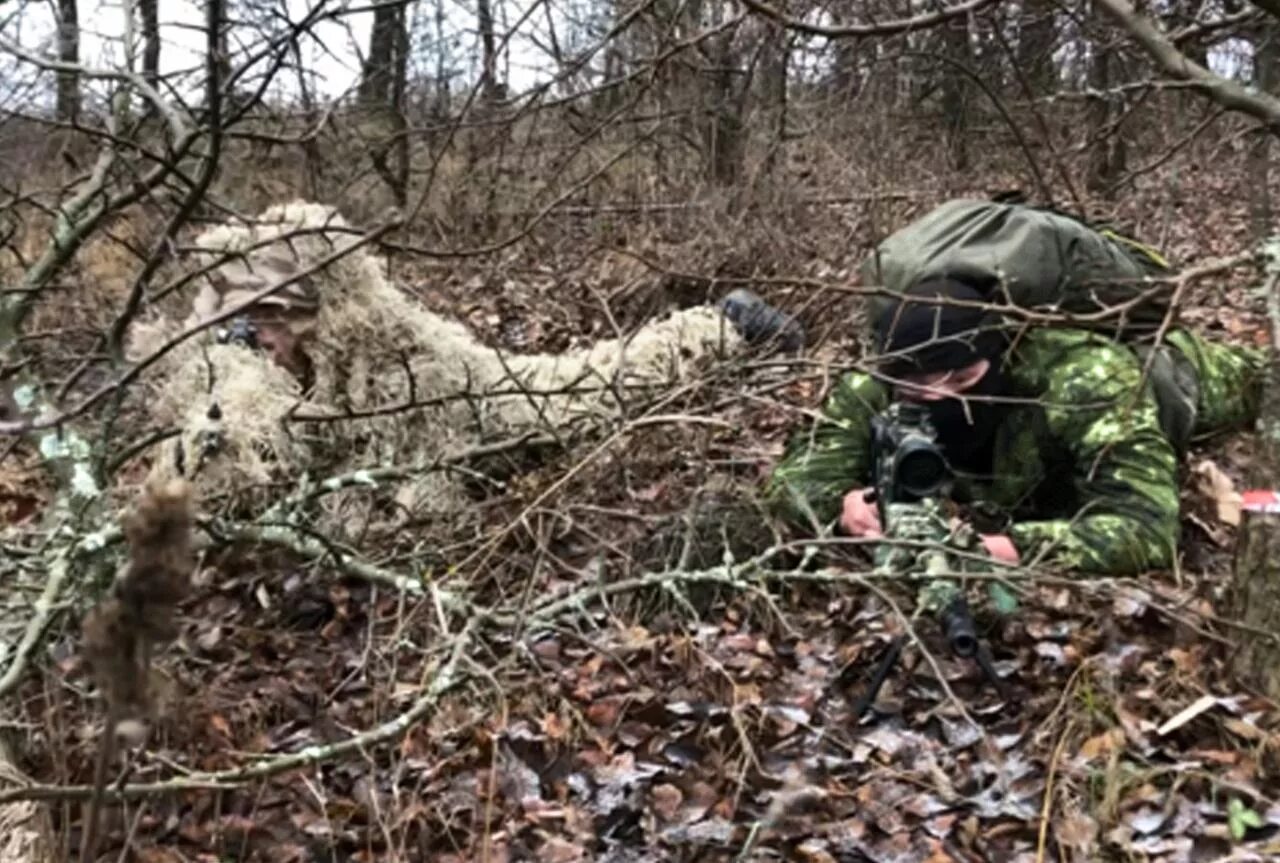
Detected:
[12,175,1280,862]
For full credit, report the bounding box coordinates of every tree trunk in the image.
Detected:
[360,1,402,107]
[435,0,450,119]
[704,28,745,186]
[56,0,80,123]
[1018,0,1057,95]
[1230,509,1280,699]
[1248,24,1279,239]
[389,3,411,206]
[759,22,788,175]
[359,1,410,205]
[476,0,503,102]
[140,0,160,88]
[1230,273,1280,699]
[1169,0,1208,67]
[1086,34,1126,195]
[940,18,971,171]
[831,36,859,98]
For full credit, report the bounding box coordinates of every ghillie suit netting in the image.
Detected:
[128,201,756,529]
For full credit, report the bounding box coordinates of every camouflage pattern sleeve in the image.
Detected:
[1007,342,1180,574]
[1165,328,1265,435]
[766,372,891,529]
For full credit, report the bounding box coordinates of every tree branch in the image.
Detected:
[1249,0,1280,24]
[737,0,999,39]
[1172,9,1264,45]
[0,32,189,141]
[1096,0,1280,128]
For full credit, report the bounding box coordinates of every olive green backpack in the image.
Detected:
[860,198,1173,336]
[860,199,1200,452]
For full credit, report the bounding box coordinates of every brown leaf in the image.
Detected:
[209,713,232,739]
[722,633,757,652]
[531,638,562,661]
[535,829,586,855]
[1112,588,1150,617]
[796,841,839,863]
[1079,727,1125,762]
[1056,807,1099,853]
[541,712,570,740]
[1223,717,1267,742]
[681,780,719,821]
[1193,748,1241,766]
[585,698,622,727]
[134,849,185,863]
[631,480,666,502]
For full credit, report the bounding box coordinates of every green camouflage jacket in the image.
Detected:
[767,328,1262,574]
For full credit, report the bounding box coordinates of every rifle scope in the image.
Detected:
[871,403,951,501]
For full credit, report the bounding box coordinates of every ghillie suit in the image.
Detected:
[129,202,797,528]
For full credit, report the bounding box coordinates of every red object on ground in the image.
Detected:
[1242,490,1280,512]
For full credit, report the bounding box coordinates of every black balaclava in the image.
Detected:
[874,277,1009,472]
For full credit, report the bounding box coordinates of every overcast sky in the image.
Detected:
[0,0,571,110]
[0,0,1259,115]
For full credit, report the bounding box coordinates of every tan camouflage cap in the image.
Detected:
[192,252,321,333]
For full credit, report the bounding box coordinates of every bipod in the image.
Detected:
[848,595,1008,720]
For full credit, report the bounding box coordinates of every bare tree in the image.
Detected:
[1250,20,1280,237]
[359,0,412,204]
[702,24,746,185]
[758,20,788,174]
[476,0,503,101]
[940,18,972,170]
[1086,30,1127,194]
[140,0,160,87]
[360,0,406,106]
[1018,0,1058,94]
[56,0,79,122]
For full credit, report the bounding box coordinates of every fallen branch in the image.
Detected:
[0,547,74,700]
[205,520,436,598]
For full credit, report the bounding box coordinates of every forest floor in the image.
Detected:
[7,174,1280,863]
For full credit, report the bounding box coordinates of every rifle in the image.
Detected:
[849,401,1008,718]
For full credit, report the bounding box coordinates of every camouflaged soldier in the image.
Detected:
[766,277,1264,575]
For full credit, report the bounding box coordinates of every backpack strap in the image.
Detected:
[1098,228,1173,272]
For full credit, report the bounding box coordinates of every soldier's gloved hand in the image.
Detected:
[979,534,1020,565]
[840,487,881,537]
